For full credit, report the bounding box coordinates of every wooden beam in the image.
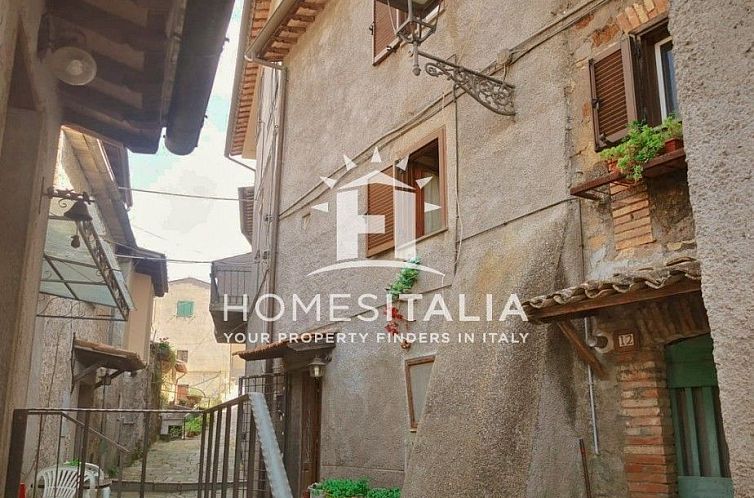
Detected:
[60,85,160,124]
[51,0,166,52]
[556,320,607,379]
[91,53,162,93]
[63,108,160,154]
[527,280,701,323]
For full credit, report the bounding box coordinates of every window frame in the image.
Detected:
[176,300,194,318]
[176,349,189,362]
[365,127,448,257]
[404,354,436,430]
[653,35,675,120]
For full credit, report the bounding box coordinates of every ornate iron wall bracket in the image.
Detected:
[419,50,515,116]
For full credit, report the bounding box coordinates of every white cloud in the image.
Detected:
[129,122,253,281]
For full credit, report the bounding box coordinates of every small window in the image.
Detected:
[176,350,189,362]
[588,20,679,149]
[372,1,406,64]
[366,129,447,256]
[176,300,194,318]
[405,355,435,430]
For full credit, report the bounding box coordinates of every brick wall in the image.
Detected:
[616,0,670,34]
[618,350,676,497]
[611,183,655,250]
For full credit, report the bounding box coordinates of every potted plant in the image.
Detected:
[616,121,666,181]
[599,143,625,175]
[660,114,684,152]
[309,478,370,498]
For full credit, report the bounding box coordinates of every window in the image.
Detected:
[372,1,406,64]
[654,36,679,119]
[176,300,194,318]
[372,1,443,64]
[589,20,678,150]
[176,349,189,362]
[366,129,447,256]
[405,355,435,430]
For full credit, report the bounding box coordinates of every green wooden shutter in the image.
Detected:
[176,300,194,318]
[666,335,732,498]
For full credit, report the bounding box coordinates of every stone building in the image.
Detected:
[153,277,245,406]
[225,0,753,497]
[0,0,233,484]
[20,126,168,483]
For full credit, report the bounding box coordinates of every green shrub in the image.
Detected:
[184,414,203,435]
[660,114,683,141]
[366,488,400,498]
[316,478,370,497]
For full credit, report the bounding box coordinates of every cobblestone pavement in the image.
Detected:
[121,437,204,483]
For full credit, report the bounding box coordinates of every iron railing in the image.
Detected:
[237,374,287,498]
[210,267,254,309]
[4,391,289,498]
[4,406,201,498]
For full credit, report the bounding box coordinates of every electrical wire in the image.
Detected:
[117,186,252,202]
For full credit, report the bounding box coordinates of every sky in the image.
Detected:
[127,3,252,282]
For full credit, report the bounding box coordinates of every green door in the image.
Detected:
[666,335,733,497]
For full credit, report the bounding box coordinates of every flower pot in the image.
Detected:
[308,485,326,498]
[606,158,619,175]
[663,137,684,153]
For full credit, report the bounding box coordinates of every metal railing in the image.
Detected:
[5,392,289,498]
[4,406,200,498]
[210,267,254,308]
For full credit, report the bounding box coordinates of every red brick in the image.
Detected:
[622,407,662,418]
[626,435,672,446]
[625,463,675,475]
[622,380,666,389]
[619,369,665,382]
[624,444,674,455]
[626,472,673,484]
[622,398,662,408]
[628,481,671,493]
[625,453,673,465]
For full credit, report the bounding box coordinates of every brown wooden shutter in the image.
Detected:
[367,170,395,256]
[373,1,401,63]
[589,38,637,149]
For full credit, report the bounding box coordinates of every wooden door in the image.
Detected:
[299,375,322,497]
[666,335,733,497]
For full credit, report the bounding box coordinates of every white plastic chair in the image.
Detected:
[35,466,96,498]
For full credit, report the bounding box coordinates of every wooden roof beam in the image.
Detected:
[51,0,167,52]
[63,109,160,154]
[556,320,607,379]
[60,85,160,125]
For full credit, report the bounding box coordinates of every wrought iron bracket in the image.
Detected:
[418,50,515,116]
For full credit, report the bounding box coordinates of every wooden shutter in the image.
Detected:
[367,170,395,256]
[373,1,401,63]
[589,38,637,149]
[238,186,255,243]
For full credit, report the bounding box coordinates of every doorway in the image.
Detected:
[666,334,732,497]
[299,374,321,497]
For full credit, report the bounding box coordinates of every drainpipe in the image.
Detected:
[577,199,600,455]
[242,1,293,351]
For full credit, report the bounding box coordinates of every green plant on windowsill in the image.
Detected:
[659,114,684,152]
[599,121,665,181]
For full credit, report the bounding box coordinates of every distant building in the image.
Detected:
[153,278,245,406]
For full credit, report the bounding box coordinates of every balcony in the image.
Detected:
[209,253,254,343]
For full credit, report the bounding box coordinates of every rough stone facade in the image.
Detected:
[669,0,754,495]
[234,0,753,496]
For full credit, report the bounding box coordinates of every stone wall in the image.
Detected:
[669,0,754,495]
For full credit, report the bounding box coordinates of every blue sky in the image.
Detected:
[127,2,252,282]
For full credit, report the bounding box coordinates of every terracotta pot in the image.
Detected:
[606,158,619,175]
[664,137,684,153]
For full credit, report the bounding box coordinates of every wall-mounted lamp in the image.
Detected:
[308,356,327,379]
[377,0,515,116]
